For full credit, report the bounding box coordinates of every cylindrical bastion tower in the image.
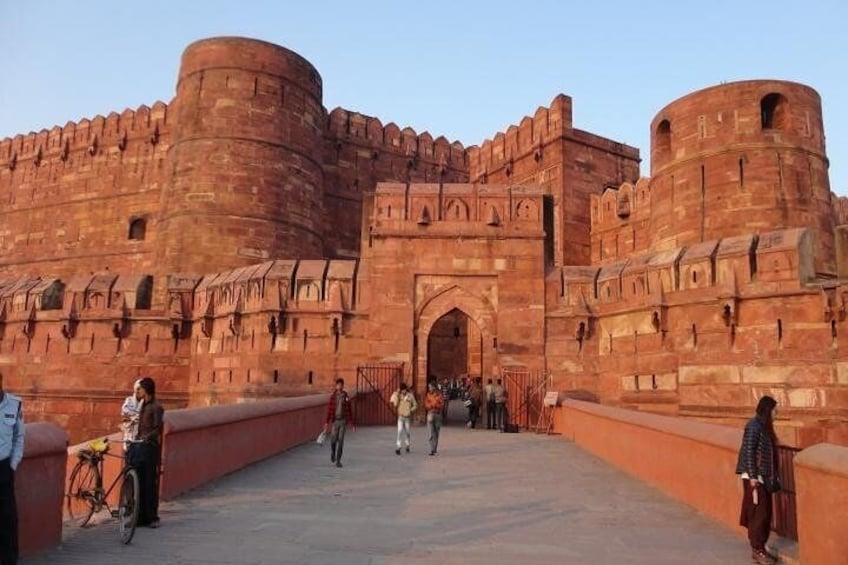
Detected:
[648,80,834,271]
[158,37,326,276]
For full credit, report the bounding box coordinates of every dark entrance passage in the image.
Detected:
[426,308,482,425]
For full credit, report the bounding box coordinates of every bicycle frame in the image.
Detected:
[68,439,142,544]
[90,449,134,514]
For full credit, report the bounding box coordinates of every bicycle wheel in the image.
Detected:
[66,459,100,527]
[118,468,140,544]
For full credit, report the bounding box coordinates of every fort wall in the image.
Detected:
[322,108,469,258]
[0,104,171,279]
[0,273,189,443]
[2,37,846,449]
[467,95,640,266]
[0,257,373,442]
[547,227,848,446]
[185,258,370,406]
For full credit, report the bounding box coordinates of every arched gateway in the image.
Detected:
[363,182,549,411]
[414,285,497,397]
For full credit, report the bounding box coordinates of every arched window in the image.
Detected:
[655,119,672,162]
[128,217,146,240]
[761,93,789,130]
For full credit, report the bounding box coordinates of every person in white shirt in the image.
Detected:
[121,379,144,448]
[390,383,418,455]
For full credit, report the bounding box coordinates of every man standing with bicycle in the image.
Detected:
[0,372,24,565]
[136,377,164,529]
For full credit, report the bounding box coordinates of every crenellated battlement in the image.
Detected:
[0,101,170,168]
[326,107,467,169]
[591,178,652,230]
[466,94,573,180]
[834,195,848,226]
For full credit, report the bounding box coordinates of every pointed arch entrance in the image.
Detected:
[414,285,497,399]
[426,308,482,384]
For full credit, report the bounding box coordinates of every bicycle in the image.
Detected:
[66,437,142,544]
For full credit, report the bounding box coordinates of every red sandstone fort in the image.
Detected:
[2,36,847,446]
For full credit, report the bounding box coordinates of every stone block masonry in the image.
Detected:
[0,36,846,448]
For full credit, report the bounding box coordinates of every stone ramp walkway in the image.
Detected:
[24,425,752,565]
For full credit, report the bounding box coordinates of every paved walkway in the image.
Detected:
[25,424,752,565]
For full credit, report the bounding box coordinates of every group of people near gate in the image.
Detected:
[463,377,509,430]
[322,376,784,565]
[322,378,446,465]
[321,375,511,467]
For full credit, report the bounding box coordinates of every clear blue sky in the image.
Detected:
[1,0,846,193]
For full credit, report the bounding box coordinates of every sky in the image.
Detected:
[1,0,846,193]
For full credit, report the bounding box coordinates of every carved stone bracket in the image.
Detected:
[22,305,37,339]
[200,301,214,338]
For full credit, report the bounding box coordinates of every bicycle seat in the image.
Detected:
[88,438,110,453]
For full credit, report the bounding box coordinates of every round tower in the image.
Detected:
[158,37,325,276]
[648,80,833,271]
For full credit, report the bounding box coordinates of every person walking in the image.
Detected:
[424,381,444,456]
[439,378,450,421]
[0,372,24,565]
[325,378,354,468]
[735,395,780,564]
[466,378,484,429]
[135,377,164,529]
[485,378,495,429]
[390,383,417,455]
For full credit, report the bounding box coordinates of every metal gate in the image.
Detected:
[772,445,799,540]
[355,363,403,426]
[501,368,550,430]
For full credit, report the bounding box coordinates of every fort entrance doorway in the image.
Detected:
[426,308,482,425]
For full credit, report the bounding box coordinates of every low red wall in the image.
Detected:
[160,394,328,500]
[794,443,848,565]
[554,400,745,532]
[18,422,68,557]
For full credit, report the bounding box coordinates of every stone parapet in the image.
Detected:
[17,422,68,558]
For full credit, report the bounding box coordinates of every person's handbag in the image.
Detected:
[766,476,782,494]
[316,430,327,446]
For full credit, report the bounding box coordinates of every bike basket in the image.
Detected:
[88,438,109,453]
